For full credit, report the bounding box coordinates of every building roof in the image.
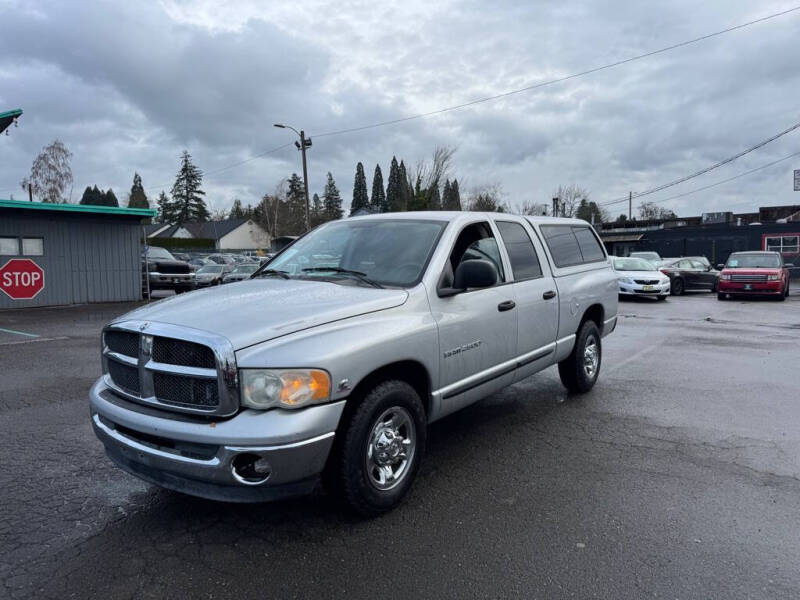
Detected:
[145,217,257,240]
[0,198,156,218]
[0,108,22,135]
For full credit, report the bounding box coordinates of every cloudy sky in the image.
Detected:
[1,0,799,218]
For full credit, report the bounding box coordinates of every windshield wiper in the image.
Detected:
[301,267,384,288]
[254,269,291,279]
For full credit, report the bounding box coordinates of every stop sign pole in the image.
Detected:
[0,258,46,300]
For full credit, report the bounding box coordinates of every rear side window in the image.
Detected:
[496,221,542,280]
[540,225,605,268]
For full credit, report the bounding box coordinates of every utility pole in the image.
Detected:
[274,123,312,231]
[28,182,33,202]
[628,191,632,220]
[552,197,559,217]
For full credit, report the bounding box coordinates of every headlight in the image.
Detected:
[767,274,779,281]
[720,273,731,280]
[240,369,331,410]
[619,277,633,284]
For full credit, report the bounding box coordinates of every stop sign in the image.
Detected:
[0,259,45,300]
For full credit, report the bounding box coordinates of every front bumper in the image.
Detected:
[618,281,670,296]
[718,281,783,295]
[90,378,345,502]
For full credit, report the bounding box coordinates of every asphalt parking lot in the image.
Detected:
[1,291,799,599]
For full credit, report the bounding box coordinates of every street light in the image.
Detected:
[274,123,312,230]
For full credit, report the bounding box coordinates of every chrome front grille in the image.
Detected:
[731,274,767,282]
[101,321,239,417]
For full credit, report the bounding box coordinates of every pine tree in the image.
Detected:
[229,198,245,219]
[285,173,307,234]
[442,179,452,210]
[351,162,369,215]
[79,185,102,206]
[310,193,324,227]
[449,179,462,210]
[156,191,176,223]
[170,150,209,223]
[104,188,119,207]
[385,156,404,212]
[322,172,344,221]
[370,164,386,212]
[128,172,149,209]
[399,160,412,212]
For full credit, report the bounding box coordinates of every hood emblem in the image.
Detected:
[139,322,150,332]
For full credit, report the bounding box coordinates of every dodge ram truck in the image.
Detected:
[91,212,618,515]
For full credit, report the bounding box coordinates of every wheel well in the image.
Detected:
[348,361,432,416]
[581,303,604,330]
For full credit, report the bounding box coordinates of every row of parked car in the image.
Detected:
[141,247,274,296]
[612,250,793,301]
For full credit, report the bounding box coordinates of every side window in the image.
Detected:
[444,222,505,285]
[22,238,44,256]
[540,226,583,268]
[496,221,542,280]
[690,259,706,270]
[678,260,693,269]
[0,237,19,256]
[572,227,605,262]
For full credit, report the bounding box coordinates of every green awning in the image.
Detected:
[0,198,156,218]
[0,108,22,135]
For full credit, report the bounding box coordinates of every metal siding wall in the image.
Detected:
[0,211,143,309]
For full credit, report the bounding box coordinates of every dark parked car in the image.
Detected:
[142,247,195,297]
[659,258,719,295]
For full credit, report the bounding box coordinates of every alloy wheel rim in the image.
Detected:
[583,336,599,378]
[365,406,416,491]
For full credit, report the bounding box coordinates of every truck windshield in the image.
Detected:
[265,219,446,287]
[725,254,781,268]
[145,247,175,260]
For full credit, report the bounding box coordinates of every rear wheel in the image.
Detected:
[671,278,684,296]
[558,320,601,394]
[326,380,426,517]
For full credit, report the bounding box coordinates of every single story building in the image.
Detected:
[0,199,155,309]
[146,217,270,251]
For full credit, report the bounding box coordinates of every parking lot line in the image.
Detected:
[0,335,68,346]
[0,326,40,338]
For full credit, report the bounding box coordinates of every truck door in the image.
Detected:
[429,220,518,416]
[494,219,559,382]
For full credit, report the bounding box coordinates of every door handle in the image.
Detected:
[542,290,557,300]
[497,300,516,312]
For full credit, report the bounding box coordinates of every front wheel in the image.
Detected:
[558,320,601,394]
[717,292,727,301]
[657,295,667,301]
[327,380,426,517]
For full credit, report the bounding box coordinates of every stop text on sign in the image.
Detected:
[0,258,46,300]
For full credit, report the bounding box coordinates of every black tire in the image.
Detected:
[717,292,726,301]
[327,380,426,517]
[711,280,718,293]
[671,278,684,296]
[558,320,602,394]
[657,295,667,301]
[785,281,790,297]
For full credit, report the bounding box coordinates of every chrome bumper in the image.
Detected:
[90,378,345,502]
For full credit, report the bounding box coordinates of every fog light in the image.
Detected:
[231,453,272,485]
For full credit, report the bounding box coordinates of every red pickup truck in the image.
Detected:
[717,251,792,301]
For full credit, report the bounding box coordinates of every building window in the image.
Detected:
[22,238,44,256]
[765,234,800,255]
[0,237,19,255]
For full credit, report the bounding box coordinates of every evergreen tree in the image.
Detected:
[409,174,427,211]
[428,184,441,210]
[385,157,403,212]
[284,173,307,234]
[351,162,369,215]
[128,172,149,209]
[229,198,245,219]
[79,185,103,206]
[370,164,386,212]
[322,172,343,221]
[310,193,324,228]
[104,188,119,207]
[442,179,452,210]
[399,160,412,212]
[156,190,176,223]
[170,150,209,223]
[449,179,462,211]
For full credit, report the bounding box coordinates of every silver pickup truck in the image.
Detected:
[91,212,617,515]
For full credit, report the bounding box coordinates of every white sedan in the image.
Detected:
[612,256,671,300]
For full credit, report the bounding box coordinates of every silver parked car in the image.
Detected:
[91,212,618,515]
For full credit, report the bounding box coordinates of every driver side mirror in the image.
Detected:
[438,259,498,297]
[717,263,725,270]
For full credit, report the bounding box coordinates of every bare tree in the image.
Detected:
[20,140,73,203]
[515,200,549,216]
[638,201,677,220]
[415,145,457,192]
[552,184,589,218]
[465,182,508,212]
[257,178,287,238]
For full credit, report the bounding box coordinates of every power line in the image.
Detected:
[632,150,800,207]
[601,118,800,207]
[311,5,800,138]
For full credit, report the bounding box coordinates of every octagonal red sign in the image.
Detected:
[0,258,45,300]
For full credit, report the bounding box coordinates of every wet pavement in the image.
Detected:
[1,292,799,599]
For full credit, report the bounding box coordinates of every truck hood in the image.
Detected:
[115,279,409,350]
